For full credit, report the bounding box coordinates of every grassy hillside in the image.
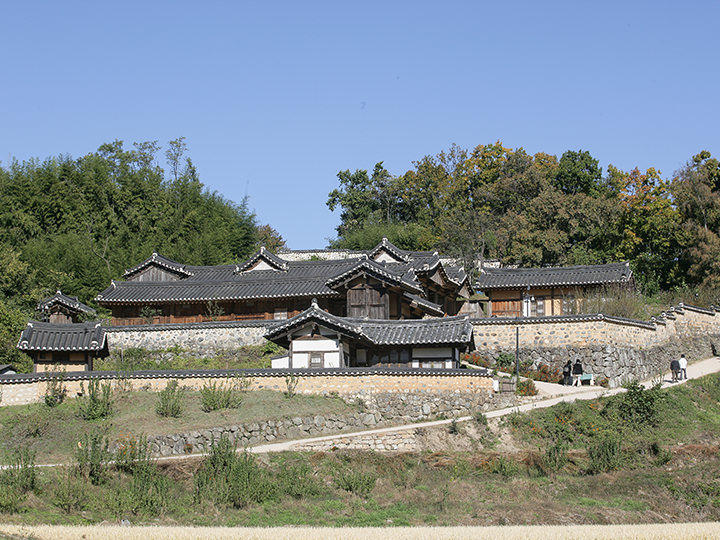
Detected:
[0,375,718,526]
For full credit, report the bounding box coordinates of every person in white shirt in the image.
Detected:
[679,354,688,380]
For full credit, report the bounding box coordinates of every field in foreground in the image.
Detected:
[2,523,720,540]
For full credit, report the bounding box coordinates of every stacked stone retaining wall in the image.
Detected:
[471,304,720,387]
[131,391,515,457]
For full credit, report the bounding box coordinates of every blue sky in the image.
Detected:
[2,1,718,249]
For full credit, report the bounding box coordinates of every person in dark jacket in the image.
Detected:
[572,360,583,386]
[563,360,573,385]
[670,358,681,382]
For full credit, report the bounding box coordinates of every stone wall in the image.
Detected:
[0,369,494,407]
[472,304,720,387]
[106,321,271,353]
[130,391,515,457]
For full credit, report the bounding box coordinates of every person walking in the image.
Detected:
[670,357,680,382]
[572,359,583,386]
[563,360,572,386]
[679,354,688,380]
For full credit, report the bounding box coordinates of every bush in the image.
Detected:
[194,435,278,508]
[200,380,243,412]
[587,432,623,473]
[44,371,66,407]
[75,430,111,485]
[78,379,113,420]
[276,462,322,499]
[111,465,169,517]
[115,434,153,475]
[156,379,186,417]
[543,440,569,472]
[489,456,519,477]
[0,483,26,513]
[516,379,538,396]
[334,469,377,498]
[611,380,662,427]
[284,373,299,398]
[496,352,515,369]
[0,447,37,493]
[51,469,88,514]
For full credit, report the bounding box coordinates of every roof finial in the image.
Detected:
[311,297,318,308]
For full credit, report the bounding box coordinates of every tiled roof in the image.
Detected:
[235,247,288,273]
[123,252,194,279]
[476,262,632,290]
[37,291,96,315]
[17,322,107,352]
[403,292,444,317]
[97,242,471,311]
[325,257,424,295]
[367,237,410,263]
[265,302,472,347]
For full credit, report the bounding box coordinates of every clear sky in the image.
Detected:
[2,1,718,249]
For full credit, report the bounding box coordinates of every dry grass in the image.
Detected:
[2,523,720,540]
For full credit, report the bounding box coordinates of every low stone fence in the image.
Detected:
[132,391,515,457]
[105,320,272,353]
[0,368,494,407]
[471,304,720,388]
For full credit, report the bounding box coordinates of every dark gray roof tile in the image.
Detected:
[37,291,96,315]
[476,262,632,290]
[17,321,107,352]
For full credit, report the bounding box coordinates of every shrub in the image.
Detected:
[194,435,278,508]
[334,469,377,498]
[0,483,26,513]
[111,465,169,517]
[516,379,538,396]
[0,447,37,493]
[489,455,519,477]
[115,434,153,475]
[75,430,111,485]
[78,379,113,420]
[612,380,662,427]
[51,469,88,514]
[543,440,569,472]
[276,462,321,499]
[474,412,488,426]
[496,352,515,369]
[156,379,186,417]
[200,380,243,412]
[44,371,66,407]
[587,432,623,473]
[448,419,459,434]
[284,373,299,398]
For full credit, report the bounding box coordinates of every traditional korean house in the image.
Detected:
[96,239,472,326]
[265,300,474,369]
[476,262,633,317]
[17,321,108,372]
[37,291,96,323]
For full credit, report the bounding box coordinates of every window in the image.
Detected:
[310,353,324,369]
[531,297,545,317]
[274,308,288,320]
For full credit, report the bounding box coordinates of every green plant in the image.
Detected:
[474,411,488,426]
[448,419,459,434]
[75,429,111,485]
[261,341,284,357]
[78,379,113,420]
[543,440,569,472]
[496,352,515,369]
[516,378,538,396]
[489,456,519,477]
[156,379,186,417]
[139,306,162,324]
[587,432,623,474]
[51,468,88,514]
[334,469,377,498]
[0,483,26,513]
[276,462,322,499]
[611,380,662,427]
[205,299,225,321]
[0,447,37,494]
[284,373,300,398]
[111,464,169,517]
[114,434,153,475]
[44,370,66,407]
[200,380,243,412]
[194,436,278,508]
